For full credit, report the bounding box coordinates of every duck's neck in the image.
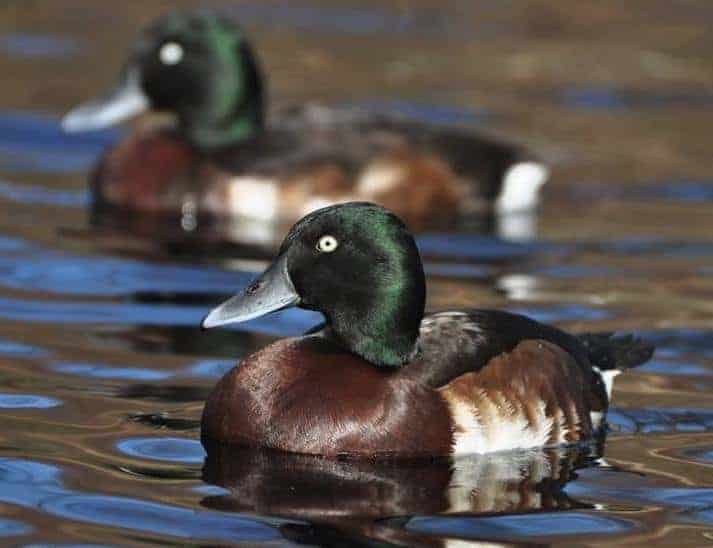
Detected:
[184,109,262,150]
[183,44,265,150]
[327,259,425,369]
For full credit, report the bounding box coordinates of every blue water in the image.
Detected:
[0,8,712,547]
[0,104,710,542]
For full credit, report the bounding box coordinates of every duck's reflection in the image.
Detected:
[201,440,602,546]
[88,198,547,258]
[87,206,280,260]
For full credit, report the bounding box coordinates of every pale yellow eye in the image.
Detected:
[160,42,184,65]
[316,235,338,253]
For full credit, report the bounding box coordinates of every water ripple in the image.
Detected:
[0,458,283,543]
[0,296,321,335]
[0,179,87,208]
[406,512,636,541]
[680,446,713,466]
[51,362,173,382]
[0,242,247,297]
[0,111,118,175]
[0,33,78,59]
[608,407,713,434]
[559,86,713,110]
[417,234,559,262]
[0,518,32,537]
[0,394,61,409]
[116,438,205,464]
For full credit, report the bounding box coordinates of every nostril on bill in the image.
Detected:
[246,280,262,295]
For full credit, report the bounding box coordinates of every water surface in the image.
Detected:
[0,1,712,546]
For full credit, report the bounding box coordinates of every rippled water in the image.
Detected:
[0,1,712,546]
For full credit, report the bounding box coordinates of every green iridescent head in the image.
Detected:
[63,10,264,150]
[203,203,426,368]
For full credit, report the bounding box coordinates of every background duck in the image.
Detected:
[200,202,653,458]
[62,10,549,234]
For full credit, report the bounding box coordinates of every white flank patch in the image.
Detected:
[495,161,549,214]
[444,391,553,456]
[447,398,485,456]
[356,163,405,196]
[227,176,278,221]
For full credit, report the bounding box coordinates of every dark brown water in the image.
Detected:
[0,1,712,546]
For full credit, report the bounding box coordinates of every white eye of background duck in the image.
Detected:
[316,235,338,253]
[159,42,184,65]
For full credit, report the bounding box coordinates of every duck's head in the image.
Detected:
[203,202,426,368]
[62,11,264,149]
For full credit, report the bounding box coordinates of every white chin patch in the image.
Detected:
[495,161,549,214]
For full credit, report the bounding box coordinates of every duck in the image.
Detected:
[62,10,549,234]
[200,202,653,458]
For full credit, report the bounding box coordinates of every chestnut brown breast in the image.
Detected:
[91,129,199,212]
[201,336,453,457]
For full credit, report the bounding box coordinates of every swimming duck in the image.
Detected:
[200,202,653,457]
[62,11,548,232]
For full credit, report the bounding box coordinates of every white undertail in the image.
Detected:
[495,161,549,214]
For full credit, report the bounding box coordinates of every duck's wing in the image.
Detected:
[410,309,652,389]
[210,104,547,228]
[264,103,535,199]
[219,103,536,190]
[409,310,653,449]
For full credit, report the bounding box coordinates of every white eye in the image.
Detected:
[316,235,338,253]
[159,42,184,65]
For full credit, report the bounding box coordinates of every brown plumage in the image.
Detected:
[90,110,520,231]
[199,203,654,458]
[201,336,452,457]
[201,333,626,457]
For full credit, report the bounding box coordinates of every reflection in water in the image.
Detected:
[201,442,602,545]
[89,197,520,249]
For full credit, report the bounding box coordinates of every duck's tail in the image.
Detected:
[578,332,654,402]
[495,161,550,214]
[578,332,654,371]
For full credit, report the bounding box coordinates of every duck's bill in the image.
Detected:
[202,254,300,329]
[61,66,149,132]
